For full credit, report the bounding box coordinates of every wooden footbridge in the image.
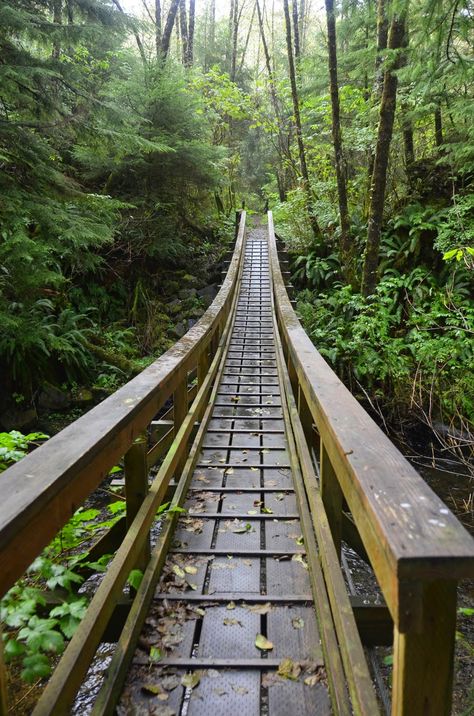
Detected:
[1,213,473,716]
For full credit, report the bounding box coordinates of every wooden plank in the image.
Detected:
[392,580,457,716]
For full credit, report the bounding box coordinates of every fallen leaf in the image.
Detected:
[278,658,301,680]
[261,506,273,514]
[231,685,249,695]
[184,565,198,575]
[213,687,228,696]
[292,554,308,570]
[172,565,185,579]
[296,536,304,546]
[247,509,258,515]
[181,672,201,689]
[225,467,234,475]
[161,675,180,691]
[142,683,164,696]
[304,673,321,687]
[149,646,162,663]
[207,669,220,679]
[247,602,272,615]
[275,493,285,501]
[233,522,252,534]
[226,601,236,610]
[292,617,304,629]
[255,634,273,651]
[223,618,242,626]
[262,672,282,688]
[186,582,198,591]
[250,467,259,472]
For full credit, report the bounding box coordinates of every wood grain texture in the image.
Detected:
[392,580,457,715]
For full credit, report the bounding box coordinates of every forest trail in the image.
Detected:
[117,225,333,714]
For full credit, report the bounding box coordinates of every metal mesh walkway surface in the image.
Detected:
[118,227,332,715]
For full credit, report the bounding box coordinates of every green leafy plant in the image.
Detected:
[0,431,48,472]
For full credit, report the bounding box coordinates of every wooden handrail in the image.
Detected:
[267,212,474,715]
[0,212,247,600]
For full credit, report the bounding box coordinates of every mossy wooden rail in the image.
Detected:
[0,212,472,716]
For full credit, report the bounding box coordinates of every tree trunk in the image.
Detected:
[205,0,216,71]
[362,4,408,297]
[155,0,162,55]
[52,0,62,59]
[256,0,289,201]
[325,0,355,285]
[179,0,188,65]
[298,0,306,53]
[400,23,415,171]
[161,0,180,59]
[367,0,389,197]
[435,105,443,147]
[283,0,321,239]
[237,0,257,76]
[292,0,301,61]
[230,0,239,81]
[187,0,195,66]
[112,0,147,65]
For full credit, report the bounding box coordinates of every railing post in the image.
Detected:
[392,580,457,716]
[0,627,7,716]
[287,354,298,398]
[197,343,210,388]
[320,441,343,559]
[298,385,317,453]
[210,326,220,359]
[173,376,189,476]
[124,432,150,572]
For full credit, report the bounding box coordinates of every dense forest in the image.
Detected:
[0,0,473,709]
[1,0,473,452]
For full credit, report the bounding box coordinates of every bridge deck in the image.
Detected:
[118,228,332,714]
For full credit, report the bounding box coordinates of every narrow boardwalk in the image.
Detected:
[118,227,331,714]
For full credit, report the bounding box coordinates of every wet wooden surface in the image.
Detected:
[118,229,331,715]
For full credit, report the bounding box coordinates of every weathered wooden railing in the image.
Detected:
[268,212,474,716]
[0,213,247,715]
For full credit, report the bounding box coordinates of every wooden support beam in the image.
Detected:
[173,378,189,477]
[320,441,343,559]
[350,597,392,646]
[392,580,457,716]
[124,433,150,573]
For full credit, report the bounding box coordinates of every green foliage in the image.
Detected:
[0,443,128,684]
[297,267,474,424]
[0,430,48,471]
